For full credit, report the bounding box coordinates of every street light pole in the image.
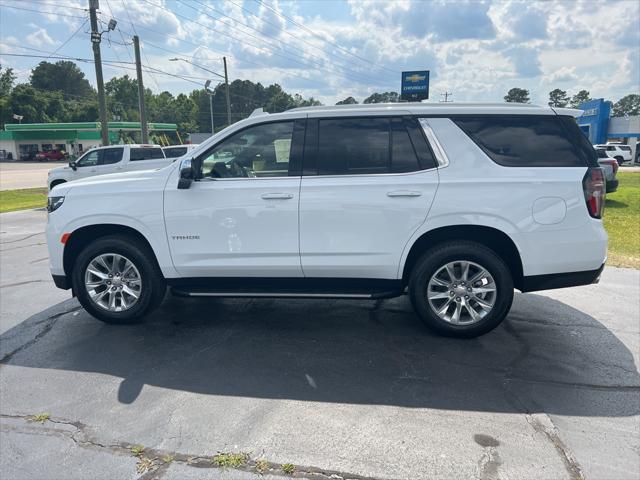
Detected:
[170,57,231,125]
[204,79,216,135]
[88,0,109,146]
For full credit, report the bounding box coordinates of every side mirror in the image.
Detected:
[69,161,77,171]
[177,158,194,189]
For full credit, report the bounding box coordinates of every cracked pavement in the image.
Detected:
[1,209,639,480]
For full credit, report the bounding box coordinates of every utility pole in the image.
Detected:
[223,56,231,125]
[133,35,149,144]
[440,91,453,103]
[88,0,109,146]
[209,94,215,134]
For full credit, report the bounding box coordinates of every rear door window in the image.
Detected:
[130,147,165,161]
[453,115,586,167]
[100,147,124,165]
[164,147,188,157]
[317,117,390,175]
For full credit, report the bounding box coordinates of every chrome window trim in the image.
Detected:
[419,118,450,168]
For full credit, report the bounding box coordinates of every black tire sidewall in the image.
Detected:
[72,236,164,324]
[409,242,513,338]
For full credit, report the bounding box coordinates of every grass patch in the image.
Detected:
[27,412,50,423]
[212,452,249,468]
[136,457,155,474]
[0,188,48,213]
[255,459,269,473]
[281,463,295,475]
[130,445,145,457]
[605,172,640,269]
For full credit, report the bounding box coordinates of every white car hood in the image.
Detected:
[50,165,174,196]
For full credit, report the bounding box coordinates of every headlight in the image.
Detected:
[47,196,65,213]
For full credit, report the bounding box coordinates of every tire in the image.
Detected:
[71,235,166,324]
[408,241,513,338]
[614,156,623,164]
[50,180,66,190]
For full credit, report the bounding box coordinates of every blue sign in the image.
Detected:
[401,70,429,101]
[576,98,611,144]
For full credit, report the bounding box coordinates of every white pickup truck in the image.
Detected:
[48,144,171,190]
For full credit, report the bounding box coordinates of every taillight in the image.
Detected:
[611,159,619,175]
[583,167,606,219]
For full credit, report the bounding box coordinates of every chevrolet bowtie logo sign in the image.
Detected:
[405,74,426,83]
[401,70,430,101]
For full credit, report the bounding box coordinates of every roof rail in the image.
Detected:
[288,102,542,112]
[250,108,268,117]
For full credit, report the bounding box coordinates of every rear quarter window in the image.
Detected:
[453,115,588,167]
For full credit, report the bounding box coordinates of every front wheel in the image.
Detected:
[72,236,166,324]
[409,241,514,338]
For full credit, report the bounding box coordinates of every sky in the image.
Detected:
[0,0,639,106]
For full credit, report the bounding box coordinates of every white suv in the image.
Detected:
[593,143,633,164]
[48,144,169,190]
[46,103,607,337]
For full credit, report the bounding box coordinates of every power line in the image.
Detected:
[254,0,398,75]
[140,0,387,87]
[118,0,161,90]
[0,2,87,18]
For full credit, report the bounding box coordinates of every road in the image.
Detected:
[0,161,67,191]
[0,209,638,480]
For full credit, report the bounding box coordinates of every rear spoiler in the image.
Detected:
[552,107,583,118]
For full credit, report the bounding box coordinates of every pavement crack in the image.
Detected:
[0,306,82,364]
[525,414,584,480]
[0,232,43,244]
[0,279,44,289]
[1,413,387,480]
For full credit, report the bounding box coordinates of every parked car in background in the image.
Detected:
[48,144,168,190]
[594,143,633,164]
[595,148,619,192]
[46,103,607,338]
[162,144,199,160]
[36,150,67,162]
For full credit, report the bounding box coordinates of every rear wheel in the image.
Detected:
[71,236,166,324]
[614,156,624,164]
[409,241,513,338]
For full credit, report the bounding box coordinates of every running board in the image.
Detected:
[170,288,402,299]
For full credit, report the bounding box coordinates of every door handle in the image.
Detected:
[387,190,422,197]
[261,193,294,200]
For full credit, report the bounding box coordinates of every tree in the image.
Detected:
[10,84,49,123]
[363,92,399,104]
[612,94,640,117]
[504,88,530,103]
[30,61,93,98]
[569,90,591,108]
[336,96,358,105]
[548,88,569,108]
[0,65,16,97]
[105,75,140,121]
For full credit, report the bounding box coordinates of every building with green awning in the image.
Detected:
[0,121,177,160]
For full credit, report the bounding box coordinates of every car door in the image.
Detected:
[299,115,439,279]
[164,119,305,277]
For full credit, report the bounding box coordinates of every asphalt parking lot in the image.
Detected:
[0,161,67,191]
[1,209,638,480]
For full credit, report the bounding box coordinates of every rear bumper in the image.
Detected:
[606,178,619,193]
[520,263,605,293]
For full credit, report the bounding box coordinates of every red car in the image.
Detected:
[36,150,66,162]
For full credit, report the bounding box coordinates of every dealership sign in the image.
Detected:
[401,70,429,101]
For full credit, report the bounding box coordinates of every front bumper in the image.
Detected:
[520,263,605,293]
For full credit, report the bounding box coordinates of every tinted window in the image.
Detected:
[391,118,421,173]
[557,116,598,167]
[454,115,585,167]
[164,147,188,157]
[198,121,294,178]
[130,147,165,161]
[620,146,631,152]
[100,148,124,165]
[596,149,608,158]
[318,117,389,175]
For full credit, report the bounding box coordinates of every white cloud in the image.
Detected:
[26,26,56,47]
[545,66,578,84]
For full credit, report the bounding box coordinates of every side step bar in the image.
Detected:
[170,288,403,299]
